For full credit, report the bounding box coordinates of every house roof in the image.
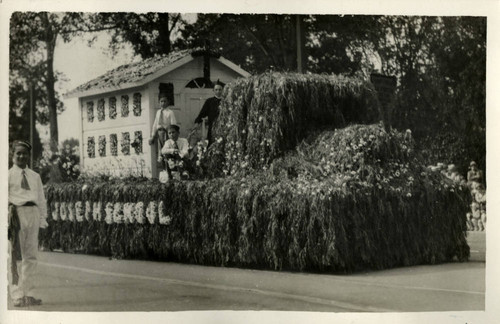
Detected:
[64,48,250,99]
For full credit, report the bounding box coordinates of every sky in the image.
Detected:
[53,33,138,143]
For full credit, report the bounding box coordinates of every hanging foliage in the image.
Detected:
[41,124,470,273]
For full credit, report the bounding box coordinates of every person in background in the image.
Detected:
[8,140,48,307]
[194,80,224,144]
[467,161,484,190]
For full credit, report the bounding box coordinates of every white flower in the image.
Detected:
[134,202,145,224]
[113,202,124,223]
[123,203,134,223]
[52,202,60,221]
[92,202,102,221]
[146,201,158,224]
[104,202,114,224]
[84,201,92,221]
[75,201,84,222]
[158,200,171,225]
[60,202,68,221]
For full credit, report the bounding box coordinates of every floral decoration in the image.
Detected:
[84,201,92,221]
[124,202,135,223]
[109,97,117,119]
[86,101,94,123]
[75,201,84,222]
[146,201,158,224]
[87,136,95,158]
[105,202,114,224]
[92,201,102,221]
[134,202,145,224]
[110,133,118,156]
[51,202,60,221]
[121,132,130,155]
[121,95,129,117]
[133,93,142,116]
[98,135,106,157]
[60,202,68,221]
[113,202,124,223]
[97,98,105,121]
[131,131,143,154]
[67,202,75,221]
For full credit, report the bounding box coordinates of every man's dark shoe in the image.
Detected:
[24,296,42,306]
[13,298,26,307]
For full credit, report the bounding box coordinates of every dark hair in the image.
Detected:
[167,124,180,132]
[158,92,169,99]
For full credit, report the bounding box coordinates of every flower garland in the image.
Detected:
[146,201,158,224]
[134,202,145,224]
[104,202,114,224]
[60,202,68,221]
[75,201,84,222]
[110,134,118,156]
[97,99,105,121]
[109,97,117,119]
[121,132,130,156]
[131,131,143,154]
[123,202,135,223]
[113,202,124,223]
[92,201,102,221]
[87,101,94,123]
[158,200,171,225]
[133,93,142,116]
[87,137,95,158]
[51,202,60,221]
[121,95,129,117]
[98,135,106,157]
[67,202,75,221]
[84,201,92,221]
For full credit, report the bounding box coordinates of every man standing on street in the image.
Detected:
[8,140,48,307]
[194,80,224,144]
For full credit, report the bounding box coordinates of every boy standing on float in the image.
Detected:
[8,140,48,307]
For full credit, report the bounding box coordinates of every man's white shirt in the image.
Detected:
[9,164,48,227]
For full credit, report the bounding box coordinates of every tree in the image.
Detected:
[95,12,184,58]
[9,12,115,151]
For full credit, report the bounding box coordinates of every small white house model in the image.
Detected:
[65,49,250,178]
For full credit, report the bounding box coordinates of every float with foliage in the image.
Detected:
[40,73,470,273]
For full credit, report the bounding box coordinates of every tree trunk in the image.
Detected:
[43,14,59,152]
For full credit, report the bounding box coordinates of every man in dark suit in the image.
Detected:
[194,80,224,144]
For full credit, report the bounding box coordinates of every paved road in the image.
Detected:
[7,248,485,312]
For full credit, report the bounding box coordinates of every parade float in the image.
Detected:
[40,72,470,273]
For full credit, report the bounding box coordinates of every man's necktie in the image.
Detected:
[174,141,179,150]
[21,170,31,190]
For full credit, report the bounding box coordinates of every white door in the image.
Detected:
[181,89,213,138]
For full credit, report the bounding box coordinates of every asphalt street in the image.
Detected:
[6,232,485,312]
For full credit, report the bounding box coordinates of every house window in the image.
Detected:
[98,135,106,157]
[185,77,214,89]
[121,132,130,156]
[159,83,174,105]
[121,95,129,117]
[133,93,142,116]
[110,133,118,156]
[86,102,94,122]
[87,136,95,158]
[109,97,117,119]
[97,99,105,121]
[132,131,143,154]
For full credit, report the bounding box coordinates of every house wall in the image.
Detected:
[79,85,153,177]
[76,56,247,178]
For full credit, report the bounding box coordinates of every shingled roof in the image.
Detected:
[65,48,236,98]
